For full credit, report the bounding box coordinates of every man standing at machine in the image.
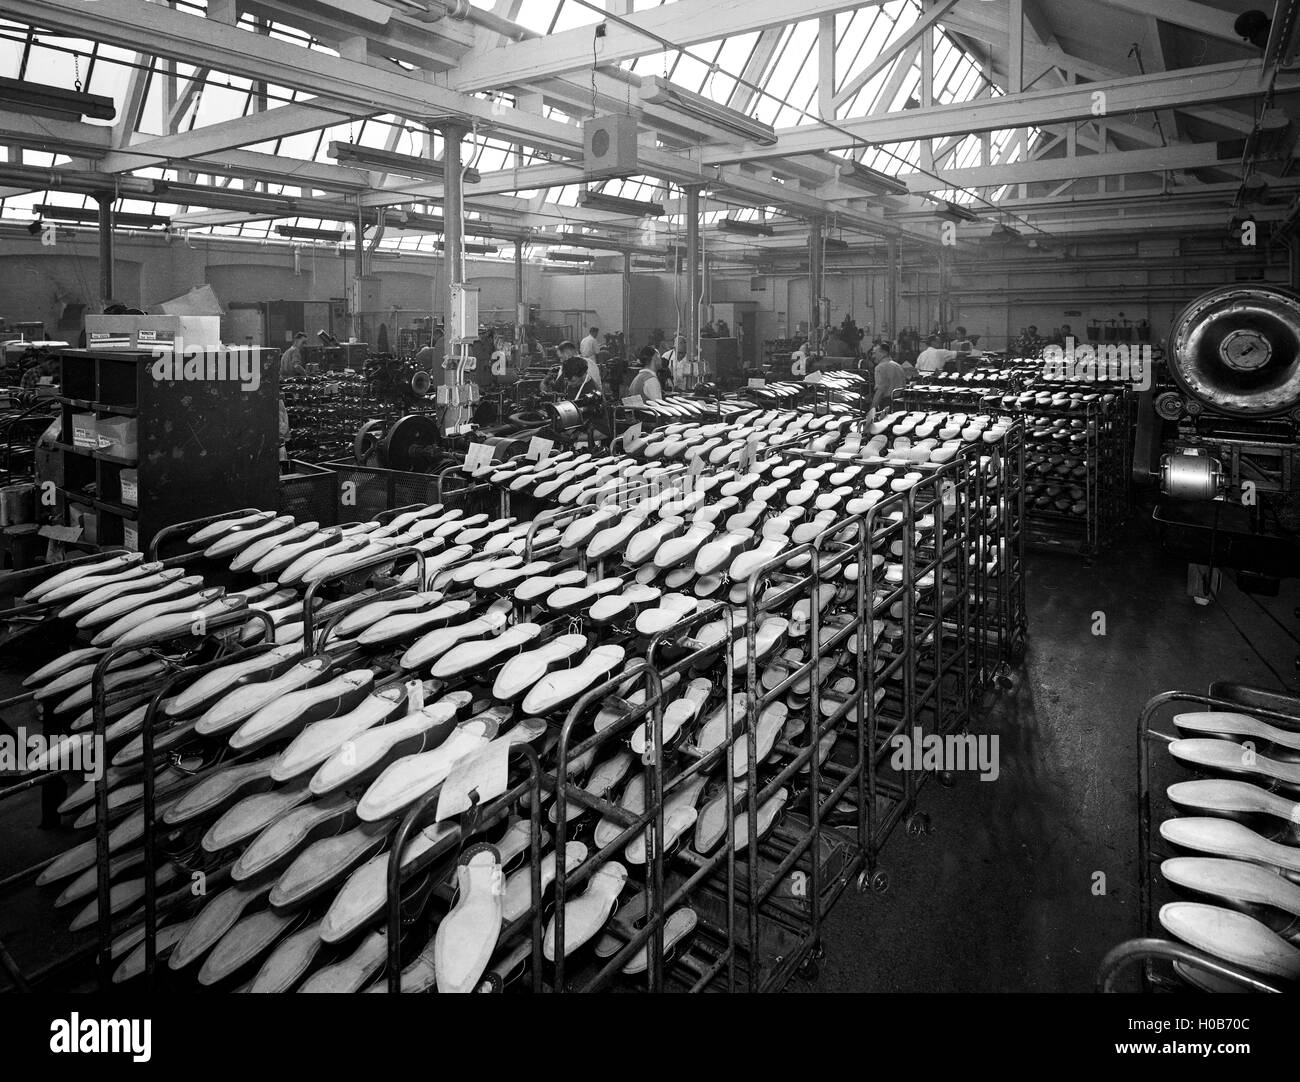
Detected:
[579,325,602,389]
[280,331,308,378]
[547,341,601,400]
[628,347,664,401]
[277,331,308,473]
[916,334,957,374]
[870,341,907,411]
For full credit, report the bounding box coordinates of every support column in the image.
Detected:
[514,239,524,311]
[514,238,527,372]
[352,199,365,342]
[441,122,466,391]
[885,236,899,344]
[96,193,114,305]
[685,185,701,386]
[622,250,632,367]
[937,245,950,334]
[809,217,824,353]
[440,122,468,435]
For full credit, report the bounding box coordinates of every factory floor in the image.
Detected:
[801,510,1300,994]
[1,509,1296,994]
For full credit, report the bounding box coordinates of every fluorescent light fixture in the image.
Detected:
[394,211,447,231]
[719,217,775,237]
[822,237,850,251]
[837,161,910,197]
[987,223,1022,240]
[546,251,595,263]
[936,200,979,223]
[156,181,298,216]
[632,259,667,271]
[639,76,777,147]
[34,204,170,228]
[435,241,499,255]
[275,225,346,241]
[0,76,115,121]
[579,190,665,217]
[329,142,481,185]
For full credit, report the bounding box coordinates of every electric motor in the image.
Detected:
[1160,451,1225,502]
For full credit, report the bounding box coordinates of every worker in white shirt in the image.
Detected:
[579,326,601,386]
[661,334,688,383]
[915,334,958,373]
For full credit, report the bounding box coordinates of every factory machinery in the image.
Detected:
[0,391,1025,994]
[1148,285,1300,593]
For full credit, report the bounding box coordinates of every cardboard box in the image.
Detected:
[119,468,139,508]
[97,416,138,460]
[71,412,99,450]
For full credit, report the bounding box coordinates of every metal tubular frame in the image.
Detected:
[1096,937,1287,994]
[88,605,275,989]
[1135,686,1300,993]
[384,743,545,994]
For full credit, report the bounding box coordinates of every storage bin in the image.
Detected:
[97,416,138,459]
[71,412,98,450]
[119,468,139,508]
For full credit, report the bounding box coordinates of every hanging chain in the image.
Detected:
[73,51,81,93]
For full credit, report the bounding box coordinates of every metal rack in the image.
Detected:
[2,406,1035,995]
[1126,682,1300,993]
[892,387,1123,556]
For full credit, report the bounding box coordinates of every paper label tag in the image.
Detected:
[747,378,766,388]
[688,454,706,477]
[940,480,957,515]
[436,736,511,822]
[405,679,425,712]
[463,442,494,474]
[621,422,643,447]
[622,395,645,408]
[527,436,554,462]
[737,434,760,473]
[804,371,824,385]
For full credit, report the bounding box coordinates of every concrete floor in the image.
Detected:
[1,510,1296,993]
[802,511,1300,993]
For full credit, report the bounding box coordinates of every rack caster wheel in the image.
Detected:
[938,770,956,788]
[906,812,931,837]
[857,868,890,894]
[795,942,825,980]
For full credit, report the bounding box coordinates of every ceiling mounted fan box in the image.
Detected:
[583,114,639,179]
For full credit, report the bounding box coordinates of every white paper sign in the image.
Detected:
[804,371,824,385]
[940,480,958,516]
[622,395,645,408]
[436,736,512,822]
[747,378,766,388]
[527,436,554,462]
[621,422,643,447]
[462,442,494,474]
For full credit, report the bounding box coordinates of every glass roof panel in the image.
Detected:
[0,1,1046,246]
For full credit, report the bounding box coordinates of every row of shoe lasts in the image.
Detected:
[18,498,828,990]
[627,396,751,421]
[1156,709,1300,988]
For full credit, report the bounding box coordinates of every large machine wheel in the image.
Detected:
[1168,285,1300,418]
[380,414,441,471]
[353,419,389,465]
